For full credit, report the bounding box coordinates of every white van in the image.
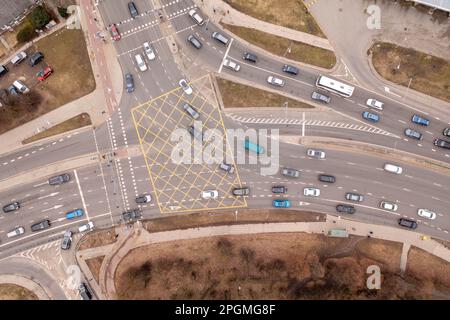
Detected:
[188,9,205,25]
[10,51,27,65]
[135,54,147,71]
[384,163,403,174]
[7,226,25,238]
[13,80,30,94]
[212,32,229,46]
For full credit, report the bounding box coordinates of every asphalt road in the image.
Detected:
[1,0,450,268]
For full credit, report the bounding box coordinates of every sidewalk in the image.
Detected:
[194,0,334,51]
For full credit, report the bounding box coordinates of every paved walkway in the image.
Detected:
[194,0,334,51]
[77,214,450,299]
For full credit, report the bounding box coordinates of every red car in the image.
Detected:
[36,66,53,81]
[110,24,121,41]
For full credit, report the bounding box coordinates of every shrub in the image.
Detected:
[16,23,36,43]
[29,6,52,29]
[57,7,69,19]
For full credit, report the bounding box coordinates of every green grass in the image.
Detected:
[216,78,314,109]
[225,0,326,38]
[371,42,450,103]
[22,113,91,144]
[222,23,336,69]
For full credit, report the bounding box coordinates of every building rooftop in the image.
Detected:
[0,0,35,30]
[414,0,450,13]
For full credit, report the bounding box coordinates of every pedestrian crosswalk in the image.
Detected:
[227,114,393,136]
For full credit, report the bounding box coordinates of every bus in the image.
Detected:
[244,139,265,154]
[315,75,355,98]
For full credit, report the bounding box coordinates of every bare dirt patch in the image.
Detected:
[114,232,436,300]
[216,78,315,109]
[224,0,326,38]
[22,112,91,144]
[78,228,117,251]
[0,283,38,300]
[370,42,450,103]
[144,209,325,233]
[221,24,336,69]
[85,256,105,284]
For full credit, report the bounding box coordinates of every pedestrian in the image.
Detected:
[213,8,216,13]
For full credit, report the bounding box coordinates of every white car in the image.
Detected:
[267,75,285,87]
[303,187,320,197]
[143,42,155,60]
[417,209,436,220]
[13,80,30,94]
[78,221,94,233]
[307,149,325,159]
[380,201,398,212]
[202,190,218,200]
[135,54,147,71]
[179,79,193,95]
[223,59,240,71]
[366,98,384,110]
[384,163,403,174]
[188,9,205,25]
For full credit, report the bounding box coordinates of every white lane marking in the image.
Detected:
[74,169,90,221]
[218,38,234,74]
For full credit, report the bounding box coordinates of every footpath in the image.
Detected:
[77,214,450,299]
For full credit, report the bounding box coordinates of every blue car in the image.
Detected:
[65,209,84,220]
[411,114,429,126]
[362,111,380,123]
[272,199,291,208]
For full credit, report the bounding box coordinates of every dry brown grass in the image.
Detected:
[224,0,326,38]
[78,228,117,251]
[32,28,95,110]
[143,209,325,233]
[216,78,315,109]
[222,23,336,69]
[85,256,105,284]
[22,113,91,144]
[371,42,450,103]
[407,247,450,288]
[114,233,442,300]
[0,284,38,300]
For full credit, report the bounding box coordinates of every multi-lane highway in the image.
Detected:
[1,0,449,260]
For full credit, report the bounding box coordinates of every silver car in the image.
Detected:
[281,168,300,178]
[311,91,331,104]
[182,103,200,120]
[307,149,325,159]
[267,75,285,87]
[223,59,240,71]
[345,192,364,202]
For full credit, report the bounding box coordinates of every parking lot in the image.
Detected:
[132,75,247,213]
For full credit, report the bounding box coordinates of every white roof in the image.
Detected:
[414,0,450,13]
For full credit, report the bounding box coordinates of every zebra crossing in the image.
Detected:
[227,114,393,136]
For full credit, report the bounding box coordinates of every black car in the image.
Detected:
[243,52,257,63]
[318,174,336,183]
[232,187,250,196]
[28,52,44,67]
[434,138,450,149]
[128,2,139,18]
[404,128,423,140]
[3,202,20,213]
[272,186,287,194]
[443,128,450,137]
[125,73,135,93]
[31,220,51,232]
[48,173,71,185]
[0,65,8,77]
[187,35,202,49]
[336,204,355,214]
[282,64,298,75]
[398,218,418,229]
[78,283,93,300]
[135,194,151,204]
[122,209,141,222]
